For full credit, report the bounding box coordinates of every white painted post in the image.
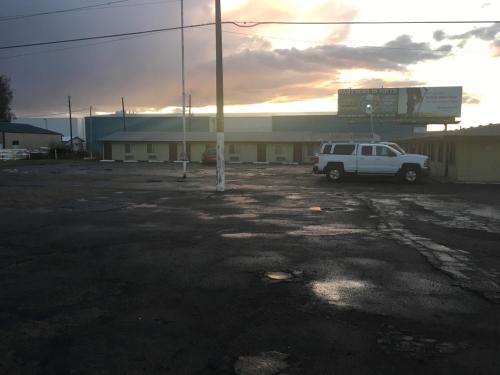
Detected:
[181,0,187,178]
[215,0,225,192]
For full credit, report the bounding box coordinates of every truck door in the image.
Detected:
[357,144,375,173]
[375,145,400,173]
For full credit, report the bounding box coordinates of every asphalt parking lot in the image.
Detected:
[1,161,500,375]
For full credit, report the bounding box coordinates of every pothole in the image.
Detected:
[234,351,288,375]
[265,271,292,281]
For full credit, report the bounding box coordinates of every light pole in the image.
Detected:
[215,0,225,192]
[89,106,94,159]
[365,94,374,141]
[181,0,187,178]
[68,96,73,149]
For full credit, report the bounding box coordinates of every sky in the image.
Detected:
[1,0,499,128]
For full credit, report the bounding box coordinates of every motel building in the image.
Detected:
[397,123,500,183]
[88,113,424,164]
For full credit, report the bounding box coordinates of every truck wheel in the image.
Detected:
[402,166,421,183]
[326,165,343,182]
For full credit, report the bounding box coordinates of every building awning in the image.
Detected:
[98,131,378,143]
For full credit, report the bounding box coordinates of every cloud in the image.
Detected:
[433,23,500,55]
[463,94,481,105]
[0,1,451,114]
[180,35,452,106]
[354,79,426,89]
[433,30,446,42]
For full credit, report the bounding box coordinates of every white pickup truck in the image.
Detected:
[312,142,429,183]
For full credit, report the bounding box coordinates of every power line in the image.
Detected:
[0,0,183,22]
[0,0,131,21]
[0,22,215,50]
[1,20,499,50]
[229,20,500,27]
[0,34,156,60]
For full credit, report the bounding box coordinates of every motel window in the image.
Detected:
[147,143,154,154]
[12,140,19,146]
[275,145,283,155]
[229,144,240,154]
[125,144,133,154]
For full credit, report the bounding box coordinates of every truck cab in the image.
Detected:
[313,142,429,183]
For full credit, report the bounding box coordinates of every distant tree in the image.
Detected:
[0,75,15,122]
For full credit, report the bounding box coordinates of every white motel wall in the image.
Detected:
[98,132,345,163]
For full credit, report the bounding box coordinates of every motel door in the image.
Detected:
[169,143,177,161]
[257,144,267,162]
[293,144,303,163]
[186,143,191,161]
[103,143,112,160]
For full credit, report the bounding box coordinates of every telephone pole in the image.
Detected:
[89,106,94,159]
[215,0,225,192]
[121,97,126,131]
[181,0,187,178]
[68,96,73,149]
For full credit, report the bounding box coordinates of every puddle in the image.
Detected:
[265,271,292,281]
[311,279,369,305]
[220,213,259,219]
[286,194,303,200]
[288,225,368,237]
[309,206,322,212]
[234,351,288,375]
[222,232,283,239]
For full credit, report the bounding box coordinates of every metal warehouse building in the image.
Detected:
[86,113,428,163]
[0,122,62,150]
[397,123,500,183]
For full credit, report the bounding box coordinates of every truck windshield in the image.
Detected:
[387,143,405,154]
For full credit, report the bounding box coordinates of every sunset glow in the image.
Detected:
[1,0,499,128]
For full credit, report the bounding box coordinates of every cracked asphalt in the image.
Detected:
[1,161,500,374]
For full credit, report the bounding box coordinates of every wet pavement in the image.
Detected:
[1,161,500,374]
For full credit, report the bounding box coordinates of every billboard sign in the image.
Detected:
[397,87,462,118]
[338,88,398,117]
[338,86,462,120]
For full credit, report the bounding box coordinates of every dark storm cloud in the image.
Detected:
[433,23,500,55]
[180,35,452,105]
[0,1,452,113]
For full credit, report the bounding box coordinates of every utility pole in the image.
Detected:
[68,96,73,149]
[121,97,126,131]
[89,106,94,159]
[215,0,225,192]
[188,94,192,132]
[181,0,187,178]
